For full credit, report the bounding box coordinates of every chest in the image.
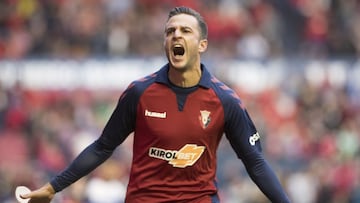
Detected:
[135,84,224,145]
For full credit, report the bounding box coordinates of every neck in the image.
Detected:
[168,64,202,88]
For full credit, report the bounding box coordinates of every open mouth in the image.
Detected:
[173,45,185,56]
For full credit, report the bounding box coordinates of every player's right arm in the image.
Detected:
[50,82,139,192]
[21,82,140,202]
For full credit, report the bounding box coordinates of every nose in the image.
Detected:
[173,29,182,38]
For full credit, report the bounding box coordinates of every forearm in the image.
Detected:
[50,140,114,192]
[243,152,290,203]
[21,182,56,201]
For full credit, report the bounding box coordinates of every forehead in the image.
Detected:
[165,14,199,30]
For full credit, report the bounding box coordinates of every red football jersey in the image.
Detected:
[109,64,259,202]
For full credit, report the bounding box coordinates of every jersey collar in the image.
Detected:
[155,63,212,89]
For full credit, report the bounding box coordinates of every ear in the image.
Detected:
[198,39,208,53]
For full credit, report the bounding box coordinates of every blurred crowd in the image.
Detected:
[1,0,360,203]
[1,0,360,59]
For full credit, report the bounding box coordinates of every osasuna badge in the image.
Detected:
[199,110,211,129]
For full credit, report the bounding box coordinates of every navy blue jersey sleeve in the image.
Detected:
[218,88,261,158]
[214,81,290,202]
[242,149,291,202]
[50,140,113,192]
[97,82,139,149]
[50,82,140,192]
[224,104,261,158]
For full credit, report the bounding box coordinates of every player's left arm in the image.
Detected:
[241,146,290,203]
[223,99,290,202]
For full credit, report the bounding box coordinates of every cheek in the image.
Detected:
[164,38,173,49]
[163,39,167,49]
[164,41,171,58]
[188,41,200,54]
[163,40,170,52]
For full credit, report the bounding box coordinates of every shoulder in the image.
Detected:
[209,76,245,110]
[200,65,244,109]
[129,72,158,91]
[120,72,158,101]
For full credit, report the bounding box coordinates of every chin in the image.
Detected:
[169,60,187,70]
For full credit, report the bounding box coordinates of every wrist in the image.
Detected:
[43,183,56,195]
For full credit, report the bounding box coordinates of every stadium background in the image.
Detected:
[0,0,359,202]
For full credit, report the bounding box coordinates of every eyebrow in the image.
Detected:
[165,25,193,32]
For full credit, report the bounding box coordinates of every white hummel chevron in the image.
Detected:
[145,109,167,118]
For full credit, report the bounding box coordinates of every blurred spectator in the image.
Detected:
[84,159,127,203]
[287,169,318,203]
[236,25,270,60]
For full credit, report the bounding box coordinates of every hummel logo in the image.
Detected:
[145,109,167,118]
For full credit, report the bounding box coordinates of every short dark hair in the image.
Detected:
[167,6,208,40]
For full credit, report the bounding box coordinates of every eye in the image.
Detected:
[165,28,175,36]
[183,28,192,33]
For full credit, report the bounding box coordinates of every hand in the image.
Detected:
[21,183,55,203]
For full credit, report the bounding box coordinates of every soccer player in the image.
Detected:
[22,6,290,203]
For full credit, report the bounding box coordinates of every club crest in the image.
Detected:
[199,110,211,129]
